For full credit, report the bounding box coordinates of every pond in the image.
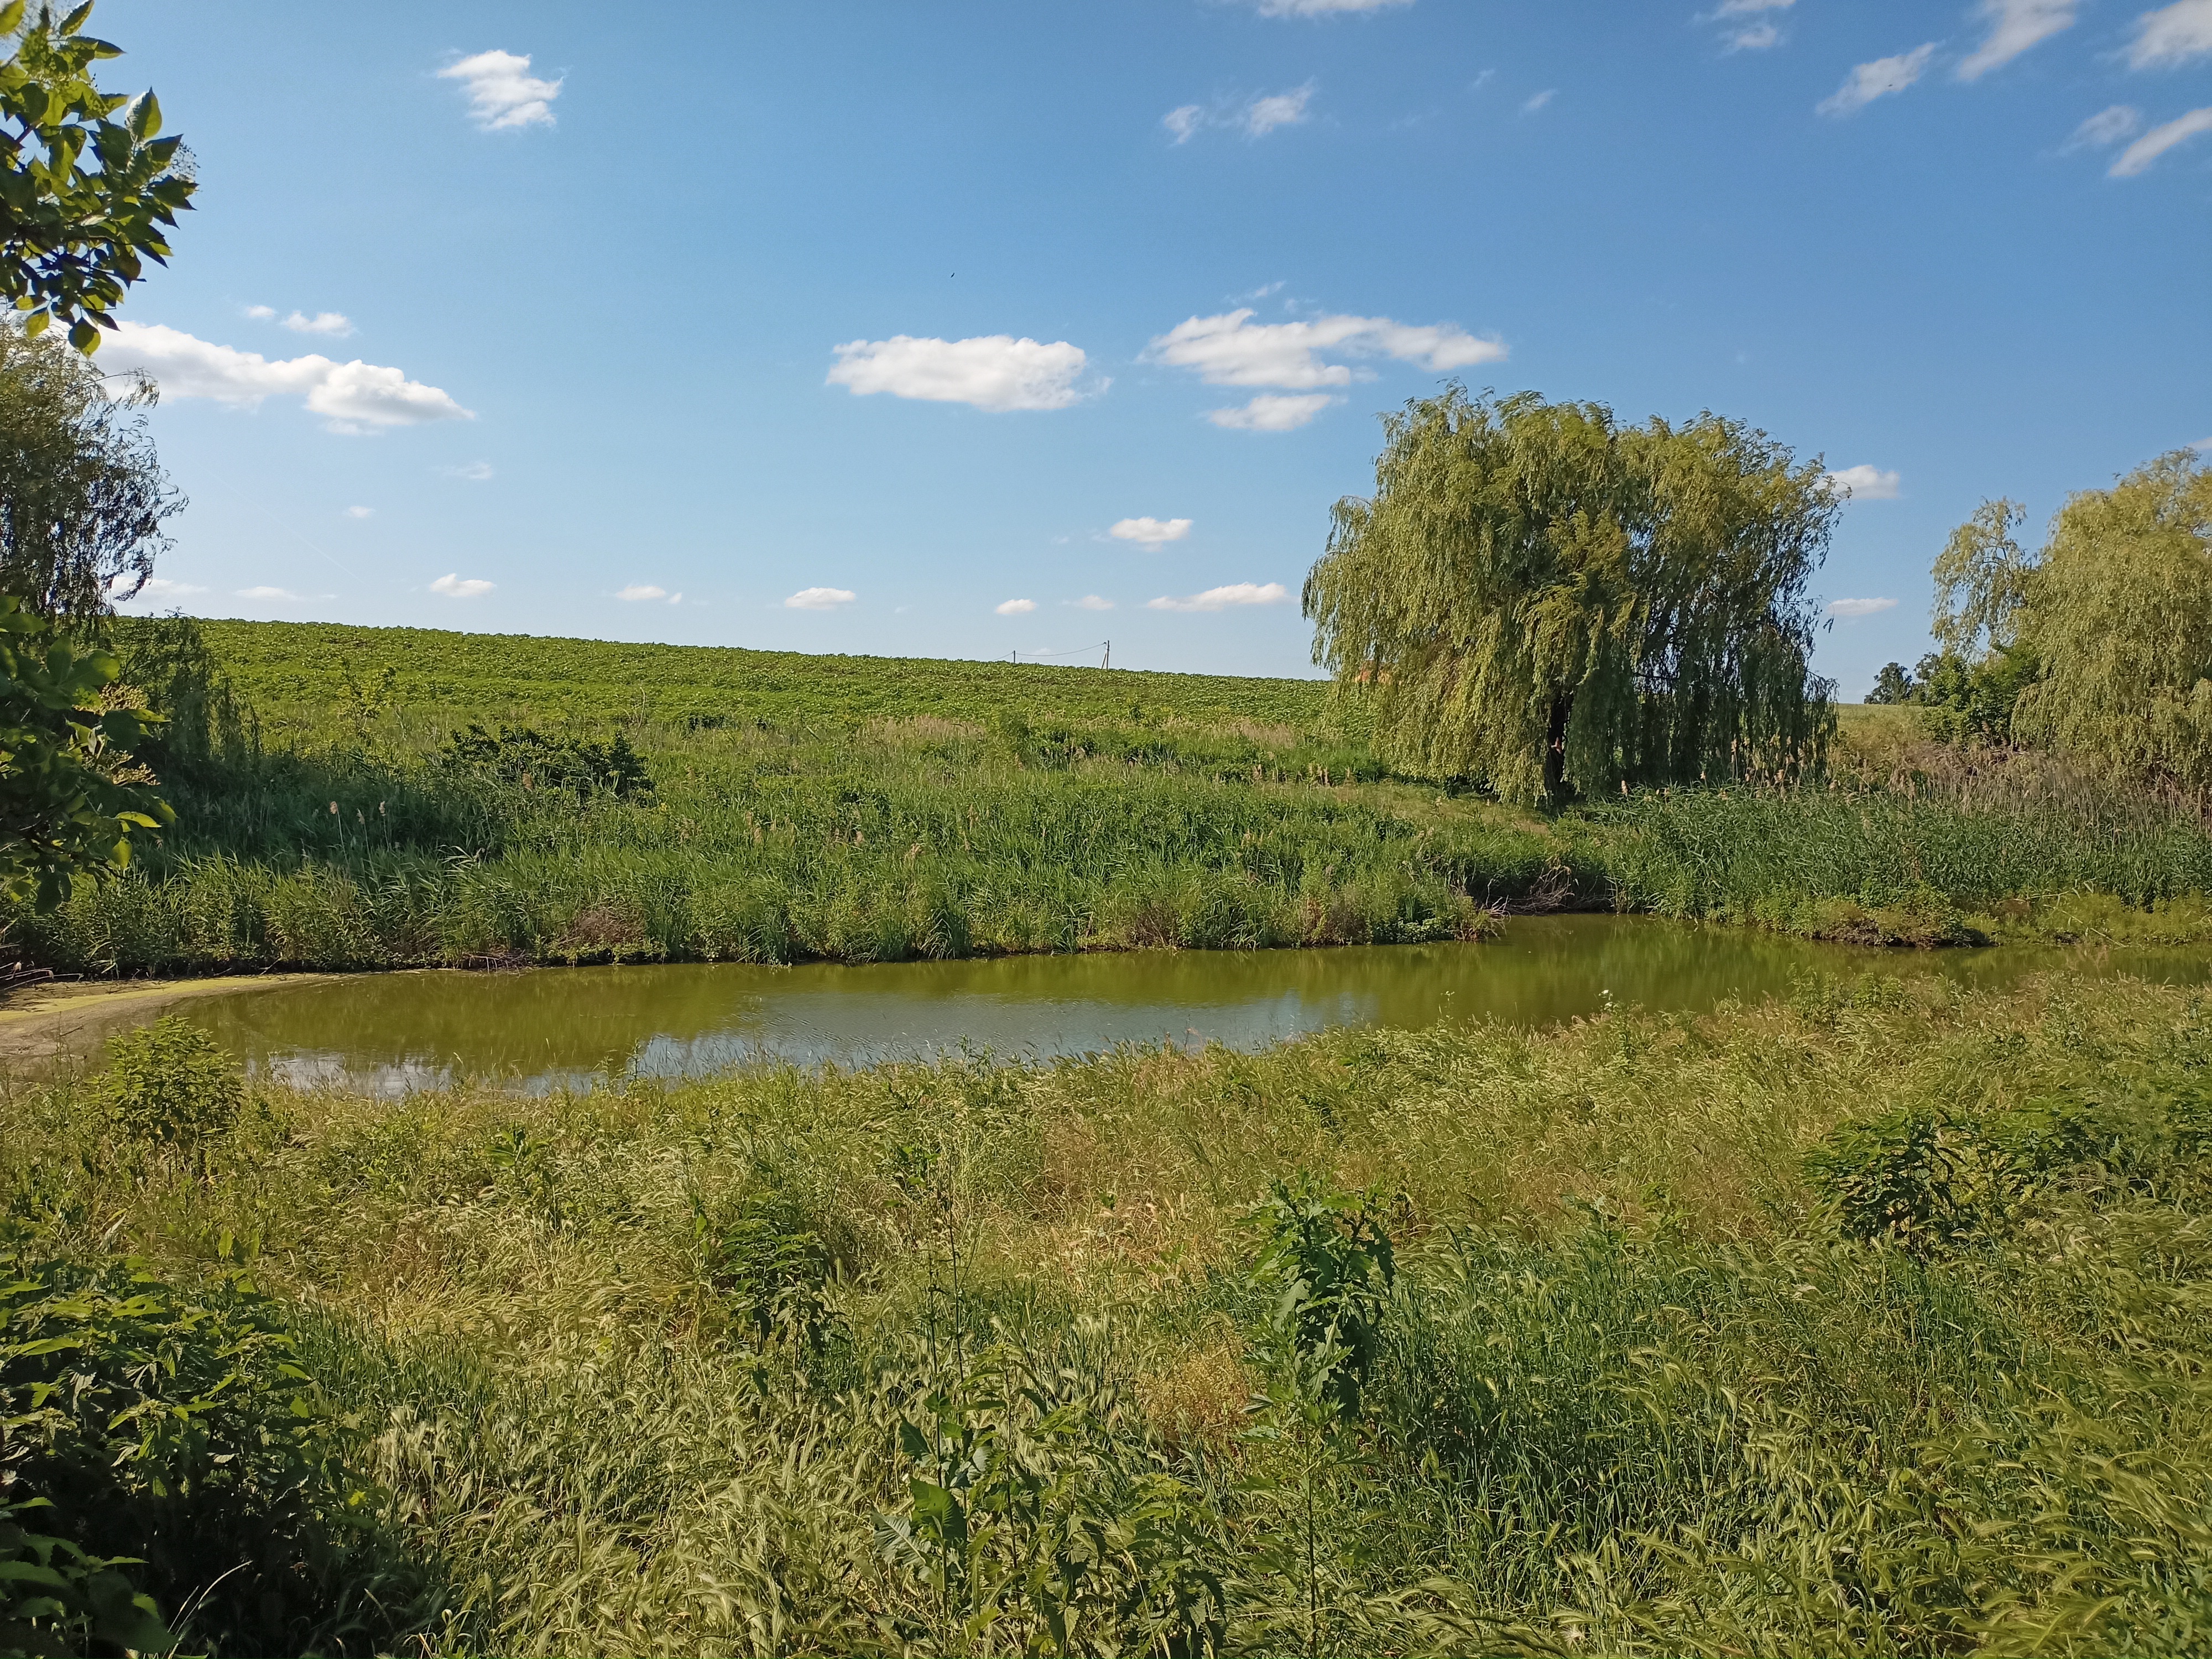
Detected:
[161,914,2212,1096]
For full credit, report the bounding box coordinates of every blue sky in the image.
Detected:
[95,0,2211,695]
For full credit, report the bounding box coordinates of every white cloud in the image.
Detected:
[1957,0,2075,79]
[280,309,354,337]
[1166,85,1318,143]
[430,573,494,598]
[1704,0,1790,49]
[2128,0,2212,67]
[1109,516,1193,549]
[1146,582,1292,613]
[1724,23,1782,50]
[114,576,204,602]
[1822,465,1902,500]
[2068,104,2143,148]
[1208,393,1338,431]
[994,598,1037,615]
[243,304,274,321]
[1827,597,1898,618]
[1147,308,1505,391]
[237,586,308,601]
[785,586,855,610]
[1817,44,1938,116]
[1521,88,1556,113]
[1068,594,1116,611]
[344,505,374,519]
[103,321,471,433]
[438,49,562,131]
[616,584,670,601]
[827,334,1093,412]
[1251,0,1413,14]
[442,460,495,481]
[1244,83,1315,136]
[2110,105,2212,173]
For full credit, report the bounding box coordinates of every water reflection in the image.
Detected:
[176,914,2212,1097]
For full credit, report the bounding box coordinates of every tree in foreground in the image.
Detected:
[0,590,167,910]
[0,0,195,352]
[1303,387,1838,804]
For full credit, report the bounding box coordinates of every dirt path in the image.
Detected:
[0,974,326,1069]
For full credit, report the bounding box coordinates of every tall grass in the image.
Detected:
[4,972,2210,1652]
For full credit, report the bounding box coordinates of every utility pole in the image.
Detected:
[1102,640,1111,670]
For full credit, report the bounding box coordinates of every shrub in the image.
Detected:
[92,1014,242,1145]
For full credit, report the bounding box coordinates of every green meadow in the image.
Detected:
[8,969,2211,1653]
[6,617,2208,975]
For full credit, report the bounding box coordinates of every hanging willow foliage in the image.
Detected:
[1303,387,1839,804]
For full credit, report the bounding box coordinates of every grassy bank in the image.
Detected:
[6,970,2209,1653]
[4,618,2208,973]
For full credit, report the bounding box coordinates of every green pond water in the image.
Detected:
[161,914,2212,1096]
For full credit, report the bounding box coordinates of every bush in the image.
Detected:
[92,1014,242,1145]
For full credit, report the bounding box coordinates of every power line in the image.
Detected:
[1010,639,1111,668]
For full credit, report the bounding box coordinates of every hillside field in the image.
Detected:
[1,618,2204,974]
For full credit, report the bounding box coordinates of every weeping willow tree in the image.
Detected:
[1303,388,1839,804]
[2012,450,2212,801]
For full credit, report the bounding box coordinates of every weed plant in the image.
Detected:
[3,970,2210,1652]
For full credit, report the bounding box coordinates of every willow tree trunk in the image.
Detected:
[1543,692,1572,803]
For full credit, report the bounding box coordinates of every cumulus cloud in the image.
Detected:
[1957,0,2076,79]
[1068,595,1115,611]
[1827,597,1898,618]
[2110,105,2212,174]
[244,304,274,321]
[2068,105,2143,148]
[994,598,1037,615]
[1108,517,1193,549]
[438,49,562,130]
[1146,582,1292,613]
[103,321,471,434]
[430,573,494,598]
[827,334,1093,412]
[1711,0,1793,11]
[617,584,674,602]
[1823,465,1902,500]
[2128,0,2212,67]
[1163,103,1205,143]
[1521,88,1556,113]
[237,586,309,601]
[785,586,855,610]
[1818,44,1938,116]
[1244,82,1315,136]
[1147,309,1505,392]
[1208,393,1338,431]
[442,460,495,481]
[344,505,374,519]
[1251,0,1413,14]
[1724,23,1783,51]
